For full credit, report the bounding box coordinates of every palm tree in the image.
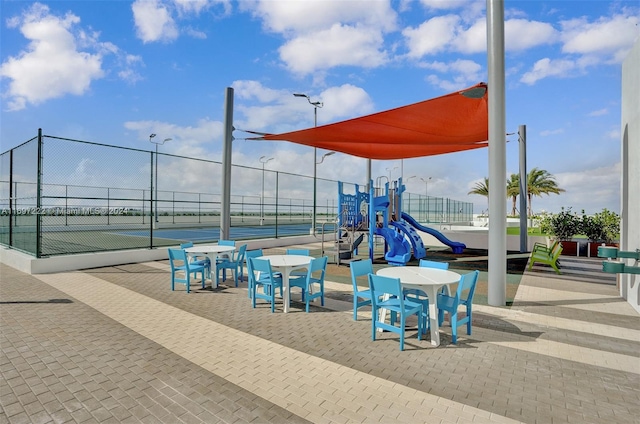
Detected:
[526,167,565,216]
[507,173,520,216]
[468,177,489,212]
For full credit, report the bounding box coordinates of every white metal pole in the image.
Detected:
[312,106,318,235]
[487,0,507,306]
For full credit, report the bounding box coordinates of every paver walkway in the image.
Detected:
[1,254,638,423]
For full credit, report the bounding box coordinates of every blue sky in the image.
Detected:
[1,0,638,215]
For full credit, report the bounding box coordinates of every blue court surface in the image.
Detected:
[116,223,336,241]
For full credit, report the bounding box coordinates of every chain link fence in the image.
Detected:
[1,130,473,257]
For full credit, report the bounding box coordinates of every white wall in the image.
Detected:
[620,37,640,313]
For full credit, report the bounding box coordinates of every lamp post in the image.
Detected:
[293,92,323,235]
[149,134,171,228]
[386,166,398,182]
[259,156,274,226]
[420,176,432,197]
[421,176,432,222]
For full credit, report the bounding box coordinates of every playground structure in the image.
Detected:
[337,178,466,266]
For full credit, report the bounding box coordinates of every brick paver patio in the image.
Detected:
[1,251,638,423]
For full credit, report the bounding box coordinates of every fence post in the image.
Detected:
[149,152,154,249]
[36,129,43,258]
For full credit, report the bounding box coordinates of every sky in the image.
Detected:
[1,0,639,216]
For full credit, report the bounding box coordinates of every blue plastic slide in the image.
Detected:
[401,212,466,254]
[375,227,412,266]
[390,221,427,260]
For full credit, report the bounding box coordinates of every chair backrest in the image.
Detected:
[419,259,449,270]
[168,248,188,270]
[552,243,563,259]
[218,240,235,247]
[286,248,310,256]
[249,258,277,283]
[455,270,480,304]
[307,256,328,282]
[235,244,248,263]
[245,249,264,262]
[368,274,403,303]
[350,259,373,291]
[180,241,194,249]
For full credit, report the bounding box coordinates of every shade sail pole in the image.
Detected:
[487,0,507,306]
[519,124,528,252]
[220,87,233,240]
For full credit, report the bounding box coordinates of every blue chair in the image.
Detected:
[168,248,207,293]
[248,257,283,313]
[286,248,311,278]
[180,242,211,278]
[403,260,449,334]
[437,270,480,344]
[368,274,423,351]
[216,244,247,288]
[350,259,373,321]
[216,239,236,263]
[289,256,328,312]
[245,249,264,298]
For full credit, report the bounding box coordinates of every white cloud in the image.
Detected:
[560,14,640,64]
[588,108,608,117]
[241,0,397,34]
[422,59,483,91]
[279,24,388,75]
[0,3,104,111]
[519,11,639,85]
[230,80,374,131]
[520,57,580,85]
[403,15,461,58]
[539,128,565,137]
[132,0,179,43]
[240,0,395,77]
[124,118,224,158]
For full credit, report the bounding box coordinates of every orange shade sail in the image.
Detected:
[249,83,489,160]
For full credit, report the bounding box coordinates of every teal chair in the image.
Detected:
[437,270,480,344]
[403,260,449,334]
[368,274,423,351]
[168,248,206,293]
[248,258,283,313]
[216,239,236,263]
[245,249,264,298]
[216,244,247,288]
[180,241,211,279]
[349,259,373,321]
[286,248,311,278]
[289,256,328,312]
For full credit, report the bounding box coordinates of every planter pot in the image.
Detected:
[588,242,619,258]
[559,240,579,256]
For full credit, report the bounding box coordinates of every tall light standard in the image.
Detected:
[386,166,398,182]
[259,156,273,225]
[420,176,432,197]
[421,176,432,222]
[149,134,171,228]
[293,92,323,235]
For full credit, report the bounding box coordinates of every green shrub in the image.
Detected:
[581,208,620,243]
[539,207,580,241]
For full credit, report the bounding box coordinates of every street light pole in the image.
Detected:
[294,93,323,235]
[420,176,432,197]
[421,176,432,222]
[149,134,171,229]
[259,156,273,226]
[386,166,398,183]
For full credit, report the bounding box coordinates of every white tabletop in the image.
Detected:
[256,255,313,313]
[258,254,313,268]
[376,266,460,347]
[184,245,235,254]
[377,266,460,289]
